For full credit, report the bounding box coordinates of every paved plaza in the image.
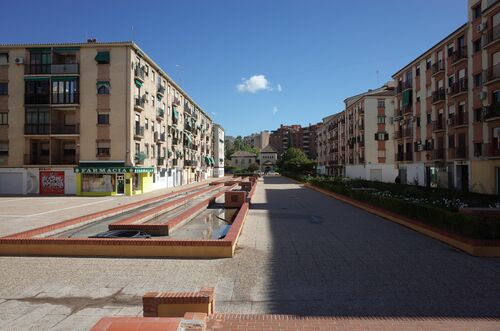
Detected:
[0,176,500,330]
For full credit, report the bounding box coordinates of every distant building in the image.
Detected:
[213,124,225,178]
[244,131,270,149]
[259,145,278,172]
[230,151,256,169]
[269,124,322,160]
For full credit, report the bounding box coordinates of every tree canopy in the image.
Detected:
[278,148,315,174]
[225,136,260,159]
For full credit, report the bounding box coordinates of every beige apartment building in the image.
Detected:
[391,0,500,194]
[0,41,219,196]
[317,85,397,182]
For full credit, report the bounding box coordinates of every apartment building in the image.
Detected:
[390,0,500,194]
[301,123,320,160]
[0,41,217,196]
[269,123,321,159]
[317,85,397,182]
[213,124,225,178]
[243,130,270,149]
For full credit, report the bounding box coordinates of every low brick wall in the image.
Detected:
[143,287,215,318]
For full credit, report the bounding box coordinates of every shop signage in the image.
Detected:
[74,167,154,174]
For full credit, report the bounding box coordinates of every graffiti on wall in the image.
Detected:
[39,171,65,195]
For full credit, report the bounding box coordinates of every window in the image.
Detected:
[97,141,110,157]
[135,143,140,156]
[474,143,483,157]
[97,81,110,94]
[0,141,8,155]
[52,78,78,104]
[0,112,7,125]
[377,99,385,108]
[426,58,432,70]
[145,143,149,157]
[474,73,483,87]
[374,132,388,141]
[97,113,109,125]
[448,75,455,87]
[416,116,421,127]
[474,39,482,53]
[145,118,149,130]
[427,113,432,124]
[0,82,7,95]
[416,66,420,76]
[448,135,455,148]
[377,116,385,124]
[447,44,454,57]
[25,107,49,134]
[416,96,421,103]
[0,53,8,65]
[474,108,483,122]
[473,4,481,20]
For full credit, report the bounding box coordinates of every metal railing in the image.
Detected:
[449,79,468,95]
[51,63,79,74]
[24,124,50,135]
[25,94,50,104]
[134,125,144,137]
[432,88,446,103]
[431,60,445,75]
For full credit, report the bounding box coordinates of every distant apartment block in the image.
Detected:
[317,84,397,182]
[243,130,270,149]
[0,41,221,195]
[269,123,321,159]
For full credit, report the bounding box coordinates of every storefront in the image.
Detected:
[74,162,154,196]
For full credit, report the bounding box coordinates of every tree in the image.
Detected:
[247,163,259,172]
[279,148,315,175]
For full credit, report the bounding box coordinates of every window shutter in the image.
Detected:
[374,133,378,141]
[384,133,389,141]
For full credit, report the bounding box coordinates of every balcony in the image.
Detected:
[405,152,413,161]
[393,130,403,139]
[451,47,467,64]
[52,153,78,165]
[24,153,78,165]
[432,120,445,132]
[25,94,50,105]
[134,125,144,138]
[51,63,79,74]
[157,157,165,165]
[157,85,165,96]
[52,92,79,105]
[448,113,468,127]
[25,124,49,135]
[97,148,110,157]
[433,148,445,160]
[134,67,145,81]
[24,154,50,165]
[431,60,445,76]
[395,153,404,162]
[403,80,413,90]
[449,146,467,159]
[172,137,179,145]
[185,160,198,167]
[172,159,178,166]
[483,63,500,85]
[403,127,413,138]
[51,124,80,135]
[432,88,446,104]
[134,97,145,111]
[484,143,500,157]
[402,105,412,114]
[173,97,181,106]
[157,108,165,120]
[483,103,500,120]
[482,24,500,48]
[449,79,468,96]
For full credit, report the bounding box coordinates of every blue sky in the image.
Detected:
[0,0,467,136]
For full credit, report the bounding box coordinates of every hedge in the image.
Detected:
[306,177,500,240]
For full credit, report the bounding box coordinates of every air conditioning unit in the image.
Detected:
[417,144,424,152]
[14,57,24,64]
[477,22,487,32]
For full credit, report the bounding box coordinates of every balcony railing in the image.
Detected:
[157,85,165,95]
[134,125,144,137]
[25,64,51,75]
[51,124,80,134]
[403,127,413,138]
[24,154,50,165]
[134,67,145,81]
[25,94,50,105]
[24,153,78,165]
[172,137,179,145]
[51,63,79,74]
[451,47,467,64]
[432,120,445,131]
[52,153,78,165]
[173,97,181,106]
[449,79,468,95]
[135,97,145,110]
[25,124,49,135]
[482,24,500,47]
[403,105,412,114]
[433,148,445,160]
[484,63,500,84]
[394,130,403,139]
[484,103,500,120]
[97,148,110,157]
[449,113,468,127]
[157,108,165,119]
[160,133,166,142]
[157,157,165,165]
[405,152,413,161]
[432,88,446,103]
[449,146,468,159]
[431,60,445,75]
[52,92,79,105]
[484,143,500,157]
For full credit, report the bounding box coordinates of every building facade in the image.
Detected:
[317,85,397,182]
[0,41,216,195]
[213,124,225,178]
[230,151,256,169]
[244,130,270,149]
[390,0,500,193]
[259,145,278,172]
[269,124,321,160]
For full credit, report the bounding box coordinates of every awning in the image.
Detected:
[52,76,78,81]
[54,47,80,52]
[74,166,154,174]
[185,134,192,143]
[134,79,143,88]
[402,90,411,107]
[24,77,49,81]
[173,108,179,119]
[96,81,110,87]
[204,156,210,165]
[95,51,110,64]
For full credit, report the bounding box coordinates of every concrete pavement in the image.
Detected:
[0,175,499,330]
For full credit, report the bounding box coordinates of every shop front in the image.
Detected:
[74,162,154,196]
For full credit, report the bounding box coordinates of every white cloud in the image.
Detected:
[272,106,279,115]
[276,84,282,92]
[237,75,271,93]
[211,111,218,116]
